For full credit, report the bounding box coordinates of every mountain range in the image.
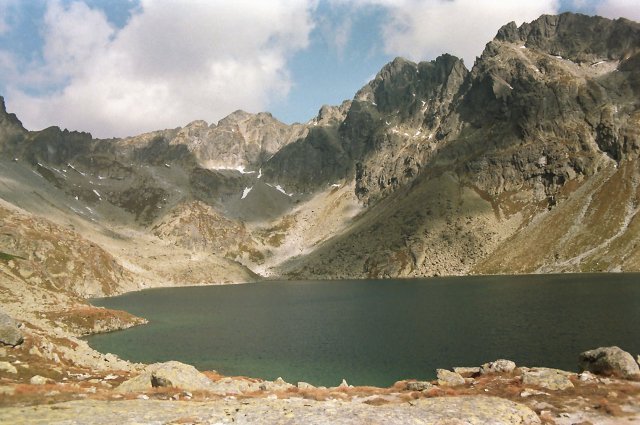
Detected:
[0,12,639,306]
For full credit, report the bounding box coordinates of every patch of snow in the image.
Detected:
[506,83,513,90]
[421,100,426,106]
[85,206,93,213]
[257,168,262,179]
[403,132,410,137]
[92,189,101,199]
[385,121,390,126]
[164,163,171,168]
[412,93,416,97]
[37,162,43,167]
[520,45,527,49]
[275,185,293,197]
[371,102,377,106]
[591,61,604,66]
[74,196,79,200]
[554,55,562,59]
[98,176,105,180]
[414,131,421,137]
[428,133,434,140]
[331,184,340,188]
[241,187,253,200]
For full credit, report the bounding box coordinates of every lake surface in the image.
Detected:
[87,274,640,387]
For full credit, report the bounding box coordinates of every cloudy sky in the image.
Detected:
[0,0,638,138]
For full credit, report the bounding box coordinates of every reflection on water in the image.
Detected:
[87,274,640,387]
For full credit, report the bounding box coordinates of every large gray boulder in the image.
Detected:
[521,367,574,391]
[579,346,640,379]
[118,361,215,392]
[0,310,23,347]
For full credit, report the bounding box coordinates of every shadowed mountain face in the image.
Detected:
[0,12,639,295]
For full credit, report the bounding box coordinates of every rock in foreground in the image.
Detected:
[0,396,541,425]
[579,346,640,379]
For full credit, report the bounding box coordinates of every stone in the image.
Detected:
[0,310,23,347]
[259,377,294,392]
[406,381,434,391]
[211,377,262,394]
[30,375,48,385]
[579,346,640,379]
[481,359,517,374]
[453,366,481,377]
[436,369,466,386]
[297,381,315,390]
[0,361,17,374]
[520,388,549,397]
[578,371,598,382]
[521,368,574,391]
[118,361,215,393]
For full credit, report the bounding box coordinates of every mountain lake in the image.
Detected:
[87,273,640,387]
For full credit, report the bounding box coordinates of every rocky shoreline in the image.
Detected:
[1,304,640,424]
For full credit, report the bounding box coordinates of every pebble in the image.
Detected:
[30,375,48,385]
[0,361,18,374]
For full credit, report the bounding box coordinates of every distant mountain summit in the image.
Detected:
[0,13,639,296]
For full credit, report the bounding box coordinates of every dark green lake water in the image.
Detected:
[87,274,640,387]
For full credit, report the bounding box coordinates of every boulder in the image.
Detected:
[259,377,294,392]
[297,381,315,390]
[453,366,481,377]
[481,359,516,374]
[30,375,48,385]
[0,310,23,347]
[436,369,465,386]
[406,380,435,391]
[210,377,262,394]
[0,361,17,374]
[521,367,574,391]
[118,361,215,393]
[579,346,640,379]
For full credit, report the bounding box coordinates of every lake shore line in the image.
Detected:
[1,278,640,424]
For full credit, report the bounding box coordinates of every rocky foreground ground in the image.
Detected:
[1,307,640,425]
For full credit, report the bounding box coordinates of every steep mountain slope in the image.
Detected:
[0,12,638,289]
[275,13,640,278]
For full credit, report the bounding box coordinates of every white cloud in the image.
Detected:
[7,0,316,138]
[596,0,640,21]
[360,0,559,68]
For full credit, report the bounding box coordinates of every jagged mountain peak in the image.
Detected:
[495,12,640,63]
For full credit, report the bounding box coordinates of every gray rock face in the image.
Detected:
[496,13,640,64]
[579,346,640,379]
[0,310,23,347]
[481,359,517,374]
[521,367,574,390]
